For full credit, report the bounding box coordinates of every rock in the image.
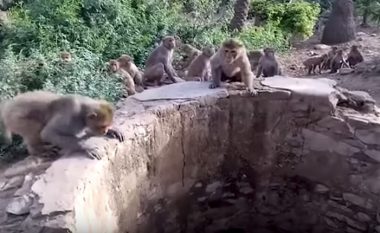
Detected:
[205,181,222,193]
[357,32,367,36]
[0,176,24,192]
[371,33,376,37]
[343,193,374,210]
[357,37,363,41]
[315,184,329,193]
[364,150,380,163]
[339,67,354,75]
[338,89,376,113]
[197,197,207,202]
[194,182,202,188]
[314,44,330,50]
[14,173,34,196]
[6,194,33,215]
[239,186,254,194]
[376,225,380,233]
[4,156,50,178]
[356,212,371,222]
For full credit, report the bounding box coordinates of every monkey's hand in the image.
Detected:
[106,128,125,142]
[247,87,258,96]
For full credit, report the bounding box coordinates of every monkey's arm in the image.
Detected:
[241,65,257,96]
[163,60,178,83]
[209,66,222,89]
[40,115,103,160]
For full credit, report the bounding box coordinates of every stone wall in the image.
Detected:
[0,78,379,233]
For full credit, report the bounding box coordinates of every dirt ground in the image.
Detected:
[277,26,380,103]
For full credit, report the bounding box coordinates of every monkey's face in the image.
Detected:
[223,48,240,64]
[109,61,119,73]
[202,47,215,57]
[86,109,113,136]
[60,52,72,62]
[163,37,176,50]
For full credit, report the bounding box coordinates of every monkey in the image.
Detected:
[143,36,179,86]
[117,54,146,91]
[256,48,281,78]
[346,45,364,68]
[330,49,347,73]
[0,91,124,160]
[60,51,72,63]
[209,38,257,95]
[247,50,263,73]
[185,46,215,82]
[302,54,328,75]
[321,46,338,70]
[180,44,202,69]
[108,59,137,96]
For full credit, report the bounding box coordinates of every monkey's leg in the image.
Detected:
[209,67,222,89]
[241,71,257,96]
[308,66,312,75]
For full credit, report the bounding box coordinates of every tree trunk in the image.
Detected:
[229,0,250,32]
[321,0,356,45]
[361,7,370,27]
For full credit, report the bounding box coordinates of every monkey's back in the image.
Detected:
[145,46,169,68]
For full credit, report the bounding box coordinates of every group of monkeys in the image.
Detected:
[0,36,291,160]
[106,35,283,97]
[302,44,364,75]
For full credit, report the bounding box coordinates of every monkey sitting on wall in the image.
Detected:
[184,46,215,82]
[0,91,124,160]
[143,36,181,86]
[180,44,202,69]
[302,54,328,75]
[256,48,282,78]
[247,50,263,73]
[117,54,146,92]
[108,59,137,96]
[209,38,257,95]
[346,45,364,68]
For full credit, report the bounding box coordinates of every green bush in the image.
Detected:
[249,0,320,39]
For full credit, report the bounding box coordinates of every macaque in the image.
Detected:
[143,36,179,86]
[247,50,263,73]
[303,54,328,75]
[0,91,124,160]
[117,54,146,91]
[256,48,281,78]
[60,51,72,63]
[346,45,364,68]
[185,46,215,81]
[108,59,137,96]
[209,38,257,95]
[180,44,202,69]
[330,49,347,73]
[322,46,338,70]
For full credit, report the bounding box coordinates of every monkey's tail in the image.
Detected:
[0,101,12,143]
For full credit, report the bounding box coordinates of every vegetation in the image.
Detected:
[0,0,320,160]
[355,0,380,26]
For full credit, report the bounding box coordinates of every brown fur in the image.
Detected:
[330,49,346,73]
[322,46,338,70]
[185,46,215,81]
[117,54,146,92]
[256,48,281,78]
[346,45,364,68]
[109,59,136,96]
[209,38,256,95]
[303,54,328,75]
[180,44,202,69]
[143,36,179,86]
[0,91,124,160]
[247,50,263,73]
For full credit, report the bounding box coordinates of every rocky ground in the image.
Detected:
[278,26,380,103]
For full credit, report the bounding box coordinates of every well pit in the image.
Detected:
[1,77,380,233]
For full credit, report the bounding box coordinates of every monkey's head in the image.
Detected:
[263,47,275,57]
[60,52,72,62]
[331,46,338,52]
[351,45,359,51]
[222,38,244,64]
[163,36,176,50]
[118,54,133,66]
[201,46,215,58]
[108,60,119,73]
[85,101,115,136]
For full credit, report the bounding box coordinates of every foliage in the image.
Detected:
[355,0,380,25]
[249,0,321,39]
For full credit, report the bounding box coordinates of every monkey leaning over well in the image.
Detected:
[0,91,125,160]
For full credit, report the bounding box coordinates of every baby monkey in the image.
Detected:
[185,46,215,81]
[303,54,328,75]
[60,51,72,63]
[109,59,137,96]
[256,48,281,78]
[0,91,124,160]
[117,54,145,91]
